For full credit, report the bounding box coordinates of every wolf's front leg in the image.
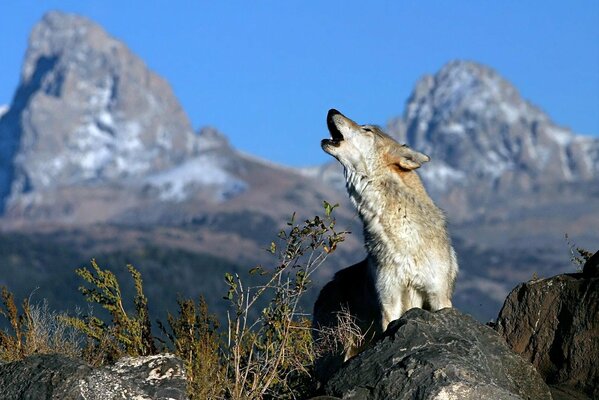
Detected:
[426,292,452,311]
[380,298,403,332]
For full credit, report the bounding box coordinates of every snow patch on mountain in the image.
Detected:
[0,105,8,118]
[419,162,466,191]
[145,156,247,202]
[546,126,573,147]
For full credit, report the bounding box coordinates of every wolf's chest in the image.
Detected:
[366,214,436,289]
[376,250,430,287]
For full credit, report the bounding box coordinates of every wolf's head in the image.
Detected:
[321,109,430,177]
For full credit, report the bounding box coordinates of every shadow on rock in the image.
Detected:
[324,307,551,400]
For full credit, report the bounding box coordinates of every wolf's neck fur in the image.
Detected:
[344,166,444,271]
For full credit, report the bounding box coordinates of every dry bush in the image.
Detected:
[0,287,81,362]
[313,306,367,362]
[222,201,347,399]
[0,286,25,361]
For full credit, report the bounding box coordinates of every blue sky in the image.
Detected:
[1,1,598,166]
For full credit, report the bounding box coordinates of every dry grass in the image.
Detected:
[0,288,81,362]
[313,306,368,361]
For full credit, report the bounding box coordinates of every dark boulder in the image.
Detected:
[496,252,599,400]
[0,353,188,399]
[325,308,551,400]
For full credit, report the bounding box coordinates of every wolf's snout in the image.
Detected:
[328,108,342,120]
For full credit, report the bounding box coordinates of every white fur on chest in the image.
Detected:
[346,169,436,275]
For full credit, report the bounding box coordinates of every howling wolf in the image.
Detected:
[313,109,458,382]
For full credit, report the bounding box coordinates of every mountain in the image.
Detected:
[312,61,599,244]
[0,12,200,214]
[0,11,355,233]
[398,61,598,188]
[395,61,598,210]
[0,12,597,322]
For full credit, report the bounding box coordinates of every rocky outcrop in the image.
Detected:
[0,353,188,399]
[495,252,599,399]
[325,308,551,400]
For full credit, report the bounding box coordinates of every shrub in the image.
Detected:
[62,260,157,365]
[221,202,347,399]
[159,296,225,399]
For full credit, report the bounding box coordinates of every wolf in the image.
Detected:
[313,109,458,382]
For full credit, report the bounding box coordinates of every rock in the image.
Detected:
[582,250,599,277]
[495,263,599,399]
[0,354,92,399]
[325,308,551,400]
[0,353,189,399]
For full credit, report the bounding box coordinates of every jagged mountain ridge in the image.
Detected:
[396,61,598,189]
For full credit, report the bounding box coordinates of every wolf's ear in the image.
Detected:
[389,145,430,170]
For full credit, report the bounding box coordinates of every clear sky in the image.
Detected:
[1,1,598,166]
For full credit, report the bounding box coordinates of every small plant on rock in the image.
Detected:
[565,234,594,270]
[62,260,157,365]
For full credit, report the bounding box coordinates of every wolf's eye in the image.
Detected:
[362,127,373,132]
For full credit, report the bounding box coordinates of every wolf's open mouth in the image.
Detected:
[323,108,344,147]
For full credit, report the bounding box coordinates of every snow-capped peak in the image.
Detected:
[394,60,599,190]
[1,11,198,200]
